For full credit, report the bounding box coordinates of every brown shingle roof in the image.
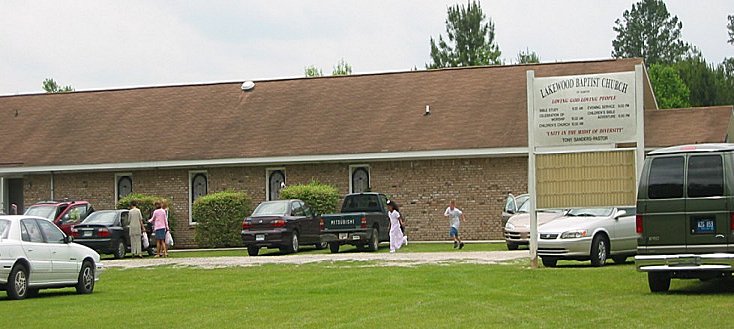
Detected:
[644,106,734,147]
[0,58,710,169]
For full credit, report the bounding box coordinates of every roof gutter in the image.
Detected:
[0,147,528,175]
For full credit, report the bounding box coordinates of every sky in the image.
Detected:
[1,0,732,96]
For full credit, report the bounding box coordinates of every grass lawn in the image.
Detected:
[102,242,509,259]
[3,260,734,328]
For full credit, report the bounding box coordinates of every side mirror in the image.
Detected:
[64,235,74,244]
[506,209,515,215]
[62,214,70,222]
[614,209,627,219]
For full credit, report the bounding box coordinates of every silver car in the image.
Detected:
[504,200,565,250]
[502,193,529,227]
[0,215,103,299]
[537,207,637,267]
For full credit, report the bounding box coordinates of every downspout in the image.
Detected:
[0,176,5,213]
[50,172,55,200]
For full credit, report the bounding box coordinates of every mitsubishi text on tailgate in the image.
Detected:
[320,193,391,253]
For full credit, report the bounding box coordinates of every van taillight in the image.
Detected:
[730,213,734,231]
[635,215,643,234]
[360,217,367,229]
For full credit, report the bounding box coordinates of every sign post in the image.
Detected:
[526,67,643,269]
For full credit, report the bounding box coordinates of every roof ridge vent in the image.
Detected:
[241,81,255,91]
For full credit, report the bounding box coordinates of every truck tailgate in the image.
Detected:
[322,213,365,230]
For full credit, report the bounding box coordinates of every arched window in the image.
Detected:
[116,175,132,200]
[191,173,208,203]
[268,170,285,201]
[351,167,370,193]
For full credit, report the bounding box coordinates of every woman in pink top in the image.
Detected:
[148,201,169,257]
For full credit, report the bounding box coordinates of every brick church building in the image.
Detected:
[1,58,732,247]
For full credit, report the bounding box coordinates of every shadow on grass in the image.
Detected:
[667,278,734,295]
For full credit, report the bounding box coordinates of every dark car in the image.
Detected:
[241,199,325,256]
[71,209,153,258]
[24,200,94,236]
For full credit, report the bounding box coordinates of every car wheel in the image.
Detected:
[314,242,328,250]
[113,241,126,259]
[612,255,628,264]
[366,228,379,252]
[648,272,671,293]
[590,235,609,267]
[147,247,156,256]
[247,246,260,256]
[329,242,340,254]
[507,243,519,251]
[541,257,558,268]
[7,263,29,300]
[75,261,95,294]
[282,232,299,254]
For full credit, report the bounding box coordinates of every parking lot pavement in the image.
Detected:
[104,250,529,269]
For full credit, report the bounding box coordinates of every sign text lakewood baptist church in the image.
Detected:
[533,71,636,147]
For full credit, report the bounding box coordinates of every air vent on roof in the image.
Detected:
[241,81,255,91]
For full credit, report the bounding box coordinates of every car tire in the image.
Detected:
[329,242,340,254]
[147,247,156,256]
[541,257,558,268]
[314,242,328,250]
[282,232,299,254]
[247,246,260,256]
[75,261,95,295]
[113,241,126,259]
[612,255,628,264]
[590,235,609,267]
[367,228,379,252]
[7,263,29,300]
[507,243,519,251]
[648,272,671,293]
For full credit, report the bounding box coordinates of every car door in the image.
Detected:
[289,201,308,241]
[119,210,130,247]
[612,207,637,253]
[57,204,88,236]
[19,219,53,284]
[300,202,318,243]
[502,194,517,226]
[36,218,78,282]
[640,156,687,252]
[685,154,729,253]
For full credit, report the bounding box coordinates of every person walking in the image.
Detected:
[128,201,145,258]
[387,200,406,253]
[148,201,169,257]
[444,200,466,249]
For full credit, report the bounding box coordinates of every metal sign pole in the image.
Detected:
[526,70,538,269]
[634,64,645,188]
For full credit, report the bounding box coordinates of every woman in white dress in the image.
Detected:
[387,200,406,253]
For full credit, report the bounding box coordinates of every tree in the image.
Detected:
[427,1,501,68]
[304,65,323,77]
[42,78,74,93]
[611,0,689,65]
[517,48,540,64]
[331,58,352,76]
[728,15,733,45]
[647,64,690,108]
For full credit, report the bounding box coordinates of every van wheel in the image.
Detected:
[113,241,126,259]
[247,246,260,256]
[329,242,340,254]
[648,272,671,293]
[75,261,95,294]
[541,257,558,267]
[507,243,519,250]
[590,235,608,267]
[7,263,29,300]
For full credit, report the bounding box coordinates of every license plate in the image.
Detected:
[83,231,92,237]
[352,235,361,240]
[339,233,348,240]
[693,218,715,234]
[256,234,265,241]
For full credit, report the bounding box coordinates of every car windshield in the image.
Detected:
[518,198,530,212]
[25,205,57,220]
[0,219,9,239]
[566,208,613,217]
[82,212,118,225]
[252,202,288,216]
[342,195,382,213]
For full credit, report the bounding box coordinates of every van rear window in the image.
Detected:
[687,155,724,198]
[648,157,684,199]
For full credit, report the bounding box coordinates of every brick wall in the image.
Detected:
[23,156,528,247]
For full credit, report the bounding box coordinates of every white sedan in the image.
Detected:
[537,207,637,267]
[0,215,103,299]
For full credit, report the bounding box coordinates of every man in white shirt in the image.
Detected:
[444,200,466,249]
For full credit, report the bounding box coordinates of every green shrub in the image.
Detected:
[279,181,340,215]
[192,191,252,248]
[117,193,175,235]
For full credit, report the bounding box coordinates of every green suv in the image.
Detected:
[636,144,734,292]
